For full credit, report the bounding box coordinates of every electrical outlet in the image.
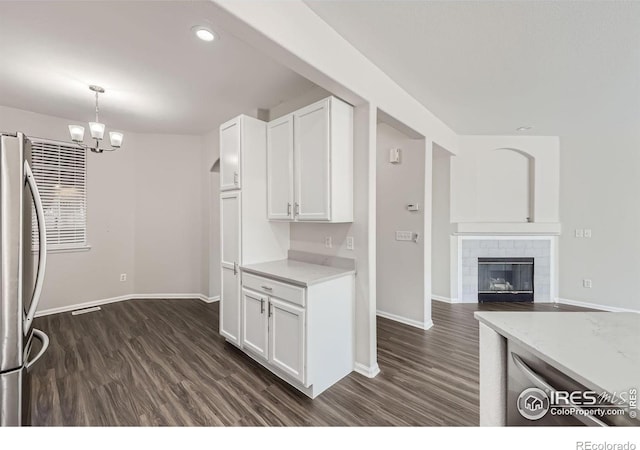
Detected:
[575,229,584,238]
[584,229,592,238]
[324,236,332,248]
[120,273,127,282]
[395,231,413,241]
[583,279,592,288]
[346,236,354,250]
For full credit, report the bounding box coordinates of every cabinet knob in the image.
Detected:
[260,298,265,314]
[261,285,273,291]
[294,202,300,216]
[287,202,292,216]
[233,171,239,185]
[268,303,273,317]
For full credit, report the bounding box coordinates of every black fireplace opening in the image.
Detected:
[478,257,534,303]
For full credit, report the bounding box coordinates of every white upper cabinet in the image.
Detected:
[294,100,331,221]
[266,96,353,223]
[220,117,242,191]
[267,115,294,220]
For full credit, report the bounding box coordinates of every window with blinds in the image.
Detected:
[30,139,87,251]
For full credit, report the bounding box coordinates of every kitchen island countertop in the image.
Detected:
[475,311,640,415]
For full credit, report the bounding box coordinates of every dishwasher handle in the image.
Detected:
[511,352,608,427]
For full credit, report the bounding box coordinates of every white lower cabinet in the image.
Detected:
[239,270,354,398]
[241,288,268,359]
[268,297,305,384]
[240,289,306,385]
[220,266,240,345]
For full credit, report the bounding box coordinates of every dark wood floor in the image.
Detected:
[29,299,590,426]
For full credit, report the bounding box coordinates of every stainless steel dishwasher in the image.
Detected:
[507,341,636,426]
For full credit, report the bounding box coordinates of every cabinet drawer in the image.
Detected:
[242,272,305,307]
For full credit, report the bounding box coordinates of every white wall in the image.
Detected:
[452,136,560,223]
[202,129,220,298]
[268,86,331,120]
[475,150,530,222]
[0,105,211,312]
[558,133,640,311]
[376,122,426,327]
[431,147,451,299]
[132,134,204,295]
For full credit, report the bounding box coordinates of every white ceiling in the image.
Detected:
[305,1,640,137]
[0,1,315,134]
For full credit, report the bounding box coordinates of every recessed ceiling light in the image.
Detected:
[516,126,532,132]
[192,26,216,42]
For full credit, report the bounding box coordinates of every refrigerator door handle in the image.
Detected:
[25,329,49,372]
[511,352,608,427]
[23,160,47,335]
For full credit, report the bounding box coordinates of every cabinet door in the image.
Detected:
[220,118,241,191]
[220,266,240,344]
[220,192,241,345]
[267,115,294,220]
[241,288,268,359]
[293,99,330,221]
[268,297,305,383]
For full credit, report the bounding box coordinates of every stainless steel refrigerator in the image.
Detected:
[0,132,49,426]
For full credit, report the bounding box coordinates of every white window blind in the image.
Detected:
[30,138,87,251]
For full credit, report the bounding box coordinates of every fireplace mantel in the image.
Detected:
[452,222,561,236]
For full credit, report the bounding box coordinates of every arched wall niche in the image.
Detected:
[474,147,535,222]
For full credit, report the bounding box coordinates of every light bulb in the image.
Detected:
[109,131,124,148]
[68,125,85,142]
[89,122,105,140]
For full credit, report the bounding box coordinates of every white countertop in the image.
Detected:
[475,311,640,396]
[241,259,355,287]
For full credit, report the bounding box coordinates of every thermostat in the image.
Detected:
[407,203,420,212]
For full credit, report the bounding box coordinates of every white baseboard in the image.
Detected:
[354,362,380,378]
[135,293,213,302]
[376,310,432,330]
[556,298,639,313]
[35,295,132,317]
[432,295,457,303]
[35,293,218,318]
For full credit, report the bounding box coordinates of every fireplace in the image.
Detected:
[478,257,534,302]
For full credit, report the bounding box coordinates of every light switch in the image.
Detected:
[324,236,332,248]
[575,229,584,238]
[395,231,413,241]
[584,229,592,238]
[583,279,592,288]
[389,148,401,164]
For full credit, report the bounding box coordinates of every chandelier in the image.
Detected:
[68,85,123,153]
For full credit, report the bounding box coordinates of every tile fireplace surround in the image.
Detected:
[455,236,557,303]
